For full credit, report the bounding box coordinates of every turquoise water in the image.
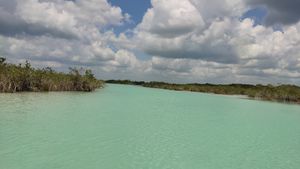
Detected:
[1,84,300,169]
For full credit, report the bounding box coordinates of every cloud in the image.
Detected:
[0,0,130,39]
[135,0,243,64]
[246,0,300,25]
[0,0,138,72]
[137,0,204,38]
[1,0,300,84]
[0,10,77,39]
[189,0,244,21]
[0,0,77,38]
[132,0,300,84]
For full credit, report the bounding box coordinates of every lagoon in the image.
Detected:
[1,84,300,169]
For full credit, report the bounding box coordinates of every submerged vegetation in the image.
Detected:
[0,58,103,92]
[106,80,300,104]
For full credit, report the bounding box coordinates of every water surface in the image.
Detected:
[1,84,300,169]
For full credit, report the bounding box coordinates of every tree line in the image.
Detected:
[0,57,103,92]
[106,80,300,104]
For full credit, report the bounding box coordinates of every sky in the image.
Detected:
[0,0,300,85]
[108,0,151,34]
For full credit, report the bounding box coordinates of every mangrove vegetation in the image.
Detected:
[106,80,300,104]
[0,58,103,92]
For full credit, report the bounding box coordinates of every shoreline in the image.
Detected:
[106,80,300,105]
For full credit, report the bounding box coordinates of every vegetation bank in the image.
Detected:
[106,80,300,104]
[0,58,103,92]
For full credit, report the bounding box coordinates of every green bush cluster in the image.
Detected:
[0,58,103,92]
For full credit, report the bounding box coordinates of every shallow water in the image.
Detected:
[1,84,300,169]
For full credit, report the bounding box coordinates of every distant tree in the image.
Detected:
[69,67,81,89]
[0,57,6,64]
[25,60,31,69]
[43,67,54,73]
[69,67,80,76]
[85,69,95,80]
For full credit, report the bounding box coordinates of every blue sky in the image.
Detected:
[108,0,270,62]
[242,7,268,25]
[108,0,152,34]
[108,1,282,41]
[107,0,281,40]
[110,0,268,30]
